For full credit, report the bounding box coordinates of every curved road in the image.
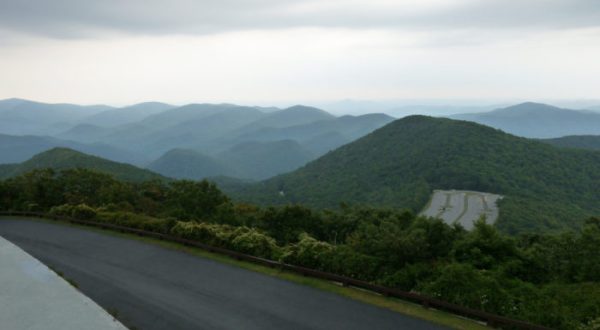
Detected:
[0,218,444,330]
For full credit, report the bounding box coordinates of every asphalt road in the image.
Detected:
[0,218,445,330]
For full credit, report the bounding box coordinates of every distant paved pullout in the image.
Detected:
[420,190,502,230]
[0,218,445,330]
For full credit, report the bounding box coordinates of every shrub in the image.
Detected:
[71,204,97,220]
[280,233,333,269]
[231,229,279,259]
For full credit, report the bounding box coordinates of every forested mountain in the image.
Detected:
[227,116,600,233]
[218,140,314,180]
[0,133,149,165]
[542,135,600,151]
[147,149,236,180]
[451,102,600,138]
[0,148,165,182]
[149,140,314,181]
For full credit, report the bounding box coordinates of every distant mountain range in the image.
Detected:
[0,98,395,180]
[587,106,600,111]
[0,148,164,182]
[0,98,111,135]
[2,98,600,186]
[451,102,600,138]
[225,115,600,234]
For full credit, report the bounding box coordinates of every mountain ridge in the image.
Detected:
[0,148,165,182]
[226,115,600,233]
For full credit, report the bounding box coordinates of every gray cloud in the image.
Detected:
[0,0,599,38]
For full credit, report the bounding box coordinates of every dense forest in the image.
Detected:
[542,135,600,151]
[0,148,165,182]
[1,168,598,329]
[227,116,600,234]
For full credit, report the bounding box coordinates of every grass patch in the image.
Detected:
[1,216,489,330]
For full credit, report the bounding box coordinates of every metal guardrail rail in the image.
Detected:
[0,211,551,330]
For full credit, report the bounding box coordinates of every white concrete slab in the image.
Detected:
[0,236,126,330]
[420,189,502,230]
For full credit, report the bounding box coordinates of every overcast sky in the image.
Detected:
[0,0,599,106]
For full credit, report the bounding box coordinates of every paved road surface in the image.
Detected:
[0,236,126,330]
[0,218,445,330]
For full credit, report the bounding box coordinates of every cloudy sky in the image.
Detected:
[0,0,599,106]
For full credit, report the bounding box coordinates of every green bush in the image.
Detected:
[280,233,333,269]
[72,204,97,220]
[231,229,279,259]
[49,203,96,220]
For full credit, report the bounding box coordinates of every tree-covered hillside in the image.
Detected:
[218,140,314,180]
[541,135,600,151]
[0,148,166,182]
[147,148,237,180]
[228,116,600,233]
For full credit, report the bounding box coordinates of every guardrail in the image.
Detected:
[0,211,551,330]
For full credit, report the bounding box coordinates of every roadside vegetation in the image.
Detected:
[1,168,599,329]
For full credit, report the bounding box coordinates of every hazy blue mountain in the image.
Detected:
[451,102,600,138]
[234,105,335,134]
[0,98,28,110]
[57,103,345,160]
[3,99,392,174]
[139,103,263,129]
[541,135,600,151]
[391,105,503,118]
[56,124,113,143]
[233,113,394,150]
[0,98,112,135]
[0,133,150,165]
[80,102,175,127]
[148,106,265,154]
[0,148,164,182]
[79,104,268,158]
[147,149,236,180]
[218,140,315,180]
[301,131,350,156]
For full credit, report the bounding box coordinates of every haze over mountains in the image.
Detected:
[1,98,600,185]
[0,98,397,180]
[451,102,600,138]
